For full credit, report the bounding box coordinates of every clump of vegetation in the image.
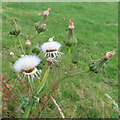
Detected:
[2,2,118,118]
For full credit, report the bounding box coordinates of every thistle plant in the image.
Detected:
[35,8,50,34]
[64,19,77,74]
[2,7,116,119]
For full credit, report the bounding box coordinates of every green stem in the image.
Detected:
[37,69,89,98]
[16,36,25,55]
[68,47,71,73]
[37,66,50,94]
[31,34,40,50]
[23,98,34,118]
[23,69,89,118]
[23,66,50,118]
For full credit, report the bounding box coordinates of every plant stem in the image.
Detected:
[68,47,71,73]
[16,36,25,55]
[22,66,50,118]
[37,69,90,98]
[23,98,34,118]
[37,66,50,94]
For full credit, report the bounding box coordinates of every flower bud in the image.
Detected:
[25,40,31,55]
[89,50,115,73]
[48,36,55,42]
[69,19,74,30]
[10,52,15,56]
[64,19,77,47]
[105,50,116,60]
[25,40,31,46]
[32,43,41,55]
[11,54,18,63]
[10,18,21,36]
[43,8,51,17]
[10,51,18,63]
[35,23,46,34]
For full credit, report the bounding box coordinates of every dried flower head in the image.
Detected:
[41,37,63,58]
[47,57,58,64]
[43,8,51,16]
[69,19,74,30]
[105,50,116,60]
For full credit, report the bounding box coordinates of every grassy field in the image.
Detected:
[2,2,118,118]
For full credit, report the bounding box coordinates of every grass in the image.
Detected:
[2,2,118,118]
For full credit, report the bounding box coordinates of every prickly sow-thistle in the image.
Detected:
[41,37,63,58]
[13,55,41,81]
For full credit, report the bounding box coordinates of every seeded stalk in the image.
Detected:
[16,36,25,55]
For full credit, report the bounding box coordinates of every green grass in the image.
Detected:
[2,2,118,118]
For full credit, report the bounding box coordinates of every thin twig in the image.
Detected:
[50,96,65,119]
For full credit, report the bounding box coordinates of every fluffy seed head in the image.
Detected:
[13,55,41,73]
[41,41,61,53]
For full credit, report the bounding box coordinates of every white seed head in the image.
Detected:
[13,55,41,72]
[41,41,61,53]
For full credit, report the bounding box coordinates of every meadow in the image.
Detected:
[2,2,118,118]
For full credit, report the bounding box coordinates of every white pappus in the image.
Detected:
[41,37,63,58]
[13,55,42,88]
